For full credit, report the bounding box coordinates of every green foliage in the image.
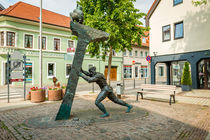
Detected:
[78,0,147,60]
[192,0,209,6]
[181,62,192,86]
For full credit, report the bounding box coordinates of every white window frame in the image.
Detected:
[6,31,17,47]
[65,63,72,78]
[47,62,56,79]
[53,37,61,51]
[38,35,47,50]
[23,33,34,49]
[129,50,133,57]
[67,39,75,48]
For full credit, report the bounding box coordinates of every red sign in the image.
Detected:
[67,48,75,52]
[132,60,135,65]
[146,56,151,63]
[10,79,24,82]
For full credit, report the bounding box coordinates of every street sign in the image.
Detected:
[10,79,24,82]
[132,60,135,65]
[146,56,151,63]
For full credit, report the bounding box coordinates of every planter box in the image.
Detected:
[48,89,62,101]
[31,90,45,103]
[181,85,192,91]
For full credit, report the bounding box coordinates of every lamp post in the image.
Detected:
[39,0,43,88]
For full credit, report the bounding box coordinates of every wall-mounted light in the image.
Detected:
[153,52,158,56]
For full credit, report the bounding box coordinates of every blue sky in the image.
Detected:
[0,0,155,25]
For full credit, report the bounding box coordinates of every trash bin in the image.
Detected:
[116,82,123,96]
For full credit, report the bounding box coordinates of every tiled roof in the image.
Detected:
[0,1,70,28]
[135,25,149,47]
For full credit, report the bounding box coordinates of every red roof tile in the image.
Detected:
[0,1,70,28]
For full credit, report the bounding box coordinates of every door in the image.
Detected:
[198,59,210,89]
[104,66,117,81]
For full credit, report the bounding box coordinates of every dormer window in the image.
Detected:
[174,0,183,6]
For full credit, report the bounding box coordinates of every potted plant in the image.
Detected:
[30,87,46,103]
[181,62,192,91]
[26,91,31,100]
[48,87,62,101]
[61,85,67,98]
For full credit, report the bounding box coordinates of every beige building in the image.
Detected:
[123,31,150,80]
[146,0,210,89]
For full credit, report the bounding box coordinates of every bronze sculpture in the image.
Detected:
[80,67,133,118]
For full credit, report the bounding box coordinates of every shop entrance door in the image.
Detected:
[198,59,210,89]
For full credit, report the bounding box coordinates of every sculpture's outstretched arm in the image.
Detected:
[80,73,98,83]
[81,69,91,76]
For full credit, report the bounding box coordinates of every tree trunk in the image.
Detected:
[107,46,113,85]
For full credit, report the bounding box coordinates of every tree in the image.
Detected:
[78,0,147,85]
[181,62,192,86]
[192,0,209,6]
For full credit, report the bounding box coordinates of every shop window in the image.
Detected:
[158,66,164,76]
[25,63,33,83]
[24,34,33,48]
[141,66,148,78]
[6,32,15,46]
[124,66,132,78]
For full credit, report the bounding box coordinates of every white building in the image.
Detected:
[123,30,150,80]
[146,0,210,89]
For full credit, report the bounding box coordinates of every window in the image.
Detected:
[38,36,46,50]
[24,34,33,48]
[129,50,132,56]
[142,37,146,43]
[145,52,148,57]
[162,25,171,42]
[54,38,60,51]
[123,50,127,56]
[68,40,74,48]
[141,66,148,78]
[158,66,164,77]
[66,64,71,77]
[174,0,183,6]
[25,63,33,83]
[140,51,143,57]
[48,63,55,78]
[174,21,184,39]
[6,32,15,46]
[135,66,138,78]
[1,32,4,46]
[135,51,138,57]
[112,49,116,56]
[124,66,132,78]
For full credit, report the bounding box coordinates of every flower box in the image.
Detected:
[48,88,62,101]
[30,87,46,103]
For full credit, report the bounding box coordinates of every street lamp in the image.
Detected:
[39,0,43,88]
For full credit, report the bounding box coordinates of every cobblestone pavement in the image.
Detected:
[0,95,210,140]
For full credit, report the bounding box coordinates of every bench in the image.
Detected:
[136,84,176,105]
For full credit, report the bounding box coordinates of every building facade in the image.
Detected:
[0,2,123,86]
[123,31,150,80]
[146,0,210,89]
